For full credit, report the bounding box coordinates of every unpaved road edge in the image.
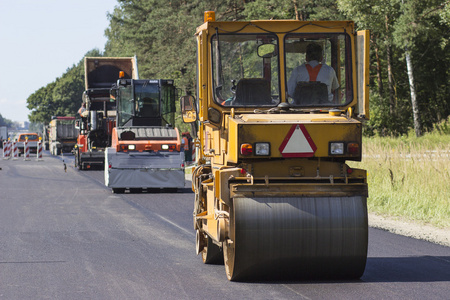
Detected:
[369,213,450,247]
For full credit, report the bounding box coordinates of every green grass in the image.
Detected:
[349,127,450,228]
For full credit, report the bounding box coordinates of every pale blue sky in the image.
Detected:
[0,0,118,123]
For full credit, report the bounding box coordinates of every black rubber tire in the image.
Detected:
[202,236,223,265]
[112,188,125,194]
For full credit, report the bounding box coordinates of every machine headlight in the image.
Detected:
[161,144,169,150]
[255,142,270,156]
[330,142,344,155]
[128,144,136,150]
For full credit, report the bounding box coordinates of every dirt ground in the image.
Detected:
[369,213,450,247]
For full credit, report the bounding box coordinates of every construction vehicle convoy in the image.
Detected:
[74,57,138,170]
[49,116,77,155]
[105,77,184,193]
[182,12,370,281]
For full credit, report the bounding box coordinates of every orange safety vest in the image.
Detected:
[305,64,322,81]
[182,137,189,150]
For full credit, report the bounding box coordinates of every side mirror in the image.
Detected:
[180,95,197,123]
[257,43,278,58]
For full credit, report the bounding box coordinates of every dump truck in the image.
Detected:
[105,78,184,193]
[74,57,139,170]
[49,116,77,155]
[181,12,370,281]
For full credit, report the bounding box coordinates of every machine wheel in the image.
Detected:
[222,196,368,281]
[112,188,125,194]
[201,235,223,265]
[75,154,83,170]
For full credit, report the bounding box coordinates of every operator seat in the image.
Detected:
[293,81,328,106]
[233,78,272,106]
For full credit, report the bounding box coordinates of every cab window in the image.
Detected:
[284,33,352,107]
[117,85,134,127]
[19,134,38,141]
[134,83,160,118]
[211,33,280,107]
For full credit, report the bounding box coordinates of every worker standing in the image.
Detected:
[182,133,191,163]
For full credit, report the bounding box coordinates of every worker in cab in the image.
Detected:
[78,102,88,117]
[287,43,339,103]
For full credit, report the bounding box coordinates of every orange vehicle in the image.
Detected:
[16,132,40,155]
[105,78,185,193]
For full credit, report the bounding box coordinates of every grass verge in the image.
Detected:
[349,128,450,228]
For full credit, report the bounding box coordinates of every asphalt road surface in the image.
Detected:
[0,151,449,299]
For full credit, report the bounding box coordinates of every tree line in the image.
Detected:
[27,0,450,137]
[0,114,13,127]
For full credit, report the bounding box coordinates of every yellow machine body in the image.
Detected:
[185,16,370,281]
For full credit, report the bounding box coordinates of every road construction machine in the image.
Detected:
[49,116,77,155]
[105,78,184,193]
[74,57,138,170]
[181,12,370,281]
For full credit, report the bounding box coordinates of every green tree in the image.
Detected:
[52,63,84,117]
[391,0,450,136]
[242,0,344,21]
[338,0,450,136]
[0,114,13,127]
[27,82,58,124]
[243,0,296,19]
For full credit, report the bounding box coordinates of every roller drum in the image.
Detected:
[224,196,368,281]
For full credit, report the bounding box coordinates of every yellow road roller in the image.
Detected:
[182,11,370,281]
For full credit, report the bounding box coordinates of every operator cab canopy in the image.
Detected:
[182,16,370,124]
[211,31,352,109]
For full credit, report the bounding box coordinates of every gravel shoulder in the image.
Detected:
[369,213,450,247]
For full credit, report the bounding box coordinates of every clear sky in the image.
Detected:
[0,0,118,123]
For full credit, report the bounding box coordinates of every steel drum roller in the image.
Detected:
[223,196,368,281]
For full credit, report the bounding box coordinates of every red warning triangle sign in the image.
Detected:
[279,124,317,157]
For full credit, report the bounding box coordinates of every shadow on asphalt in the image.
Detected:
[241,256,450,284]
